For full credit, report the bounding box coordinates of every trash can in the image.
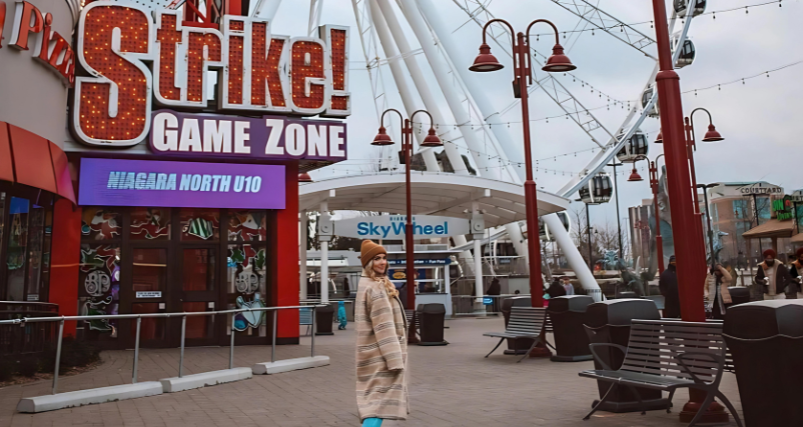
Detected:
[727,286,750,307]
[583,299,666,413]
[723,300,803,426]
[417,303,448,346]
[546,295,594,362]
[501,296,533,355]
[315,303,335,335]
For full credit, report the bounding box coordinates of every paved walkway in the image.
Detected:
[0,317,743,426]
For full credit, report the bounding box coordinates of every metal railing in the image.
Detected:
[0,301,59,356]
[0,304,325,395]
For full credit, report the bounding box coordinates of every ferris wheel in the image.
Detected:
[247,0,709,295]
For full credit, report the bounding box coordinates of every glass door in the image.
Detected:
[178,247,218,346]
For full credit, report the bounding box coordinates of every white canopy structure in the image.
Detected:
[299,172,570,227]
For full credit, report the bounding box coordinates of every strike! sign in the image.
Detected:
[72,1,350,147]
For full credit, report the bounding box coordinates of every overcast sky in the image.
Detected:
[270,0,803,229]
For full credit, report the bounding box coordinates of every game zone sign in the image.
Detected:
[73,1,350,147]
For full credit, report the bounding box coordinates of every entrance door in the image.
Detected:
[128,246,170,348]
[177,246,219,346]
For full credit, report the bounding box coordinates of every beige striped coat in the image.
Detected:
[355,276,409,421]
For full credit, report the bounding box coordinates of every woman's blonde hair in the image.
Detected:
[363,259,398,298]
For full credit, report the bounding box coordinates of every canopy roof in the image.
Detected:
[299,172,570,228]
[742,219,796,239]
[791,233,803,244]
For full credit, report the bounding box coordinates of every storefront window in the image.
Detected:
[182,248,216,291]
[180,209,219,241]
[132,248,167,292]
[24,204,46,301]
[81,207,121,240]
[79,244,121,337]
[130,208,171,240]
[228,211,267,241]
[227,244,267,336]
[184,302,214,339]
[6,197,29,301]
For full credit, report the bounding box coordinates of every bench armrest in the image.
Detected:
[676,351,726,388]
[588,343,628,371]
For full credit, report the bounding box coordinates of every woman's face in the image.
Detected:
[372,254,387,275]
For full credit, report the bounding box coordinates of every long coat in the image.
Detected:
[659,265,680,318]
[355,276,409,421]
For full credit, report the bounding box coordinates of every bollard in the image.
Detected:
[179,315,186,378]
[52,319,65,395]
[229,320,235,369]
[133,317,141,384]
[311,307,316,357]
[271,310,277,363]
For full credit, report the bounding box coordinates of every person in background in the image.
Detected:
[756,249,795,300]
[546,279,566,299]
[705,264,732,319]
[486,278,501,314]
[789,247,803,298]
[560,276,575,295]
[513,290,521,295]
[337,300,348,330]
[659,255,680,318]
[343,277,351,299]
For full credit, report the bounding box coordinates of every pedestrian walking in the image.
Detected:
[546,278,566,299]
[486,278,501,314]
[560,276,575,295]
[337,300,348,330]
[659,255,680,318]
[705,264,732,319]
[355,240,409,426]
[755,249,795,300]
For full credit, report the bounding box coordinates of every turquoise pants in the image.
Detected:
[362,418,382,427]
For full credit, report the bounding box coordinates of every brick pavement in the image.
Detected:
[0,317,743,426]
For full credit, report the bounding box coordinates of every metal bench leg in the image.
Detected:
[715,391,744,427]
[485,338,506,358]
[518,338,540,363]
[625,384,646,415]
[666,389,676,413]
[583,382,616,421]
[685,389,715,427]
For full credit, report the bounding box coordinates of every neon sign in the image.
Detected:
[72,1,350,147]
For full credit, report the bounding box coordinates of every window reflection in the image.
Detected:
[6,197,29,301]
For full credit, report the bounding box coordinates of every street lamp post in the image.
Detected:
[470,18,576,307]
[697,183,720,271]
[607,161,625,261]
[373,109,443,344]
[628,154,666,273]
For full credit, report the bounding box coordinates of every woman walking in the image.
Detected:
[355,240,409,426]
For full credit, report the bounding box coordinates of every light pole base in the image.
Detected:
[679,389,729,423]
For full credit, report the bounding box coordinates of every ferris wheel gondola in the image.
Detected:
[674,0,707,18]
[616,130,649,163]
[578,172,613,205]
[539,211,571,242]
[672,34,696,68]
[641,84,660,118]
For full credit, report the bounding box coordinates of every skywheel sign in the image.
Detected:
[334,215,470,240]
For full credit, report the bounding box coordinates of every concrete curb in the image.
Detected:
[252,355,330,375]
[160,367,253,393]
[17,382,163,413]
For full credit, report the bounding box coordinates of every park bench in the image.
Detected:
[578,319,743,427]
[483,307,552,362]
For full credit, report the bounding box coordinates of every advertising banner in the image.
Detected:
[78,158,285,209]
[334,215,470,240]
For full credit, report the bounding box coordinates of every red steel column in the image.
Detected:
[48,199,82,337]
[275,162,300,343]
[650,0,705,322]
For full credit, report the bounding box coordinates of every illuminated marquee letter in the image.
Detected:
[73,3,154,146]
[320,25,350,117]
[220,16,290,113]
[287,37,329,115]
[153,10,223,107]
